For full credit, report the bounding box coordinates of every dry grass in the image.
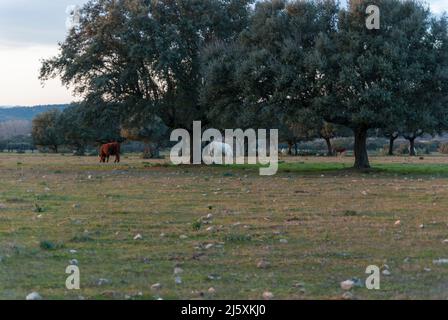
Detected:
[1,153,448,300]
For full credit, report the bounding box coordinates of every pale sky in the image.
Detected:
[0,0,446,106]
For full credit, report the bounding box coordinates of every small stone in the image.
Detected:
[26,292,42,300]
[151,283,162,290]
[88,175,93,180]
[279,239,288,244]
[207,274,221,281]
[208,287,216,294]
[361,190,368,196]
[382,269,391,276]
[342,292,354,300]
[134,234,143,240]
[340,280,354,291]
[262,291,274,300]
[179,235,188,240]
[44,187,51,192]
[206,226,215,232]
[69,249,77,254]
[69,259,78,266]
[419,224,424,229]
[433,258,448,265]
[257,260,270,269]
[174,267,184,275]
[394,220,401,226]
[97,278,111,286]
[205,243,214,250]
[175,276,182,284]
[424,267,431,272]
[160,233,165,237]
[206,214,213,219]
[442,239,448,244]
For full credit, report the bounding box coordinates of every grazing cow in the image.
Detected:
[333,147,347,156]
[205,141,233,164]
[99,142,121,163]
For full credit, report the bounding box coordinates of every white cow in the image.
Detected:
[205,141,233,164]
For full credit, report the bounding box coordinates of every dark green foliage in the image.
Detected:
[31,110,64,153]
[40,0,253,138]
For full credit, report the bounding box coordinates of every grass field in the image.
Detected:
[1,153,448,300]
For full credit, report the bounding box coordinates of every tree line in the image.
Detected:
[37,0,448,168]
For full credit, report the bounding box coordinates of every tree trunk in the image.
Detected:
[324,137,333,156]
[408,138,416,156]
[353,127,370,169]
[142,143,152,159]
[294,140,298,156]
[388,136,397,156]
[287,141,293,156]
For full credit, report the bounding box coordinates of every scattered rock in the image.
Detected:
[424,267,431,272]
[292,282,305,288]
[433,258,448,265]
[26,292,42,300]
[340,280,354,291]
[134,234,143,240]
[207,274,221,281]
[208,287,216,294]
[419,224,424,229]
[442,239,448,244]
[151,283,162,290]
[262,291,274,300]
[69,259,79,266]
[160,233,165,237]
[206,214,213,219]
[175,276,182,285]
[174,267,184,275]
[361,190,368,196]
[97,278,111,286]
[257,260,270,269]
[394,220,401,226]
[179,235,188,240]
[69,249,77,254]
[382,270,391,276]
[206,226,215,232]
[205,243,214,250]
[87,175,93,180]
[279,239,288,244]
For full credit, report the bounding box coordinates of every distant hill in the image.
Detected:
[0,105,68,122]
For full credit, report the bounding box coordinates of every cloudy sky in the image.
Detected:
[0,0,446,106]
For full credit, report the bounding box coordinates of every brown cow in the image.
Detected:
[99,142,121,163]
[333,147,347,156]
